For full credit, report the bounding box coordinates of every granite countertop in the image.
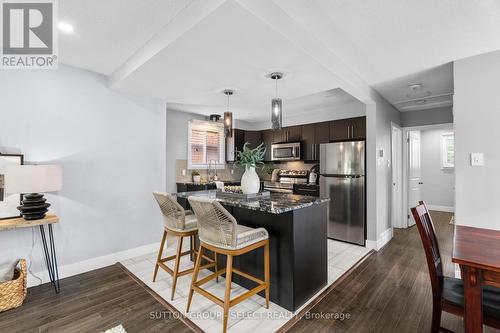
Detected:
[175,190,330,214]
[176,180,241,185]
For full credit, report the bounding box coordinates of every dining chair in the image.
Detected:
[152,192,217,300]
[411,201,500,333]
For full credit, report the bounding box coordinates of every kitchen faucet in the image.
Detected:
[208,159,218,182]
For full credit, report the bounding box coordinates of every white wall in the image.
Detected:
[454,50,500,230]
[420,128,455,210]
[374,93,401,239]
[166,109,204,192]
[0,64,166,282]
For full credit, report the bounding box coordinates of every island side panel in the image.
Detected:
[292,202,328,309]
[226,206,296,311]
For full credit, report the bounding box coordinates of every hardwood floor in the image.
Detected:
[288,211,500,333]
[2,211,498,333]
[0,263,192,333]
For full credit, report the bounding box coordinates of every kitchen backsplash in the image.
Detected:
[175,159,318,183]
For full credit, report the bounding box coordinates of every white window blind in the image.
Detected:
[188,120,225,170]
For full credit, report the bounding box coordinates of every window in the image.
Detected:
[188,120,225,169]
[441,132,454,169]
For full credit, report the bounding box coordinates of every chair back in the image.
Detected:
[411,201,443,299]
[153,192,188,230]
[188,196,237,248]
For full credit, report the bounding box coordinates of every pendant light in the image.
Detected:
[223,89,233,137]
[270,72,283,130]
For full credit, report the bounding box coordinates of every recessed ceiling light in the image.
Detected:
[58,22,74,34]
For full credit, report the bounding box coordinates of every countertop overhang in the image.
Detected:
[175,190,329,214]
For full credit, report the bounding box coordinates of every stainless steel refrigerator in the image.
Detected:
[319,141,365,245]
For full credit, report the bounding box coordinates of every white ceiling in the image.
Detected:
[111,0,342,121]
[314,0,500,85]
[58,0,500,119]
[59,0,193,75]
[373,63,454,112]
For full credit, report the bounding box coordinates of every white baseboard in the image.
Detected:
[427,205,455,213]
[366,228,393,251]
[27,241,160,288]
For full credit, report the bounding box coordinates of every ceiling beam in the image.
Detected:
[236,0,375,105]
[108,0,228,88]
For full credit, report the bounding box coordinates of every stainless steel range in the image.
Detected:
[264,170,308,194]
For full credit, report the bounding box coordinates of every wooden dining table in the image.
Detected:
[452,225,500,333]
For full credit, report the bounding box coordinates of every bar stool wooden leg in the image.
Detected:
[190,235,195,261]
[214,253,219,283]
[153,230,167,282]
[264,240,270,309]
[171,236,183,301]
[186,244,203,312]
[223,255,233,333]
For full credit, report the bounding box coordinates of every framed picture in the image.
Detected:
[0,154,24,220]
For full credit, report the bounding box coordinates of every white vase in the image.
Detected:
[241,166,260,194]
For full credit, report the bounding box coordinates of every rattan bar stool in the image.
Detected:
[152,192,217,300]
[186,196,270,333]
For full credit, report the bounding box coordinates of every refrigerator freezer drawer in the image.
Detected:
[320,175,365,245]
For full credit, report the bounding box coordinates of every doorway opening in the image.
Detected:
[401,123,454,228]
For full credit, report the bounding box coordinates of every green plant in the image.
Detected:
[191,170,200,176]
[236,142,266,168]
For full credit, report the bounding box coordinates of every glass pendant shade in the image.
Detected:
[224,111,233,137]
[223,89,234,138]
[271,98,282,130]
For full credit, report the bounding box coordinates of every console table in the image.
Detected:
[0,214,60,293]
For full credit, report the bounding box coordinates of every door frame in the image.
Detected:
[391,122,404,228]
[402,123,454,228]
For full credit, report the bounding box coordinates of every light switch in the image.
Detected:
[470,153,484,166]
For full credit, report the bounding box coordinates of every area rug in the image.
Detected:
[103,325,127,333]
[120,240,373,333]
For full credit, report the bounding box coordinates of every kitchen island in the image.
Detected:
[175,190,329,311]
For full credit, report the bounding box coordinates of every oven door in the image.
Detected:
[271,143,301,161]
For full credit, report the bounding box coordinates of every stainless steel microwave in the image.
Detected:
[271,142,301,161]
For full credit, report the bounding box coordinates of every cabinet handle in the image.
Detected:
[351,125,354,138]
[347,125,350,139]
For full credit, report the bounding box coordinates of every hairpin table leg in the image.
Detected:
[39,224,60,293]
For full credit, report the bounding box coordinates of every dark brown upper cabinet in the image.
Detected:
[272,128,286,144]
[330,116,366,141]
[301,124,315,161]
[272,126,301,144]
[261,129,273,162]
[350,117,366,139]
[286,126,302,142]
[226,129,245,162]
[244,130,262,149]
[315,122,330,144]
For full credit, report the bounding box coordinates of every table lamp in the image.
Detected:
[4,165,62,220]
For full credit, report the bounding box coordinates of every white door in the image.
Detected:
[391,125,403,228]
[408,130,422,227]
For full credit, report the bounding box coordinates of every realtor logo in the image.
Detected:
[1,0,58,69]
